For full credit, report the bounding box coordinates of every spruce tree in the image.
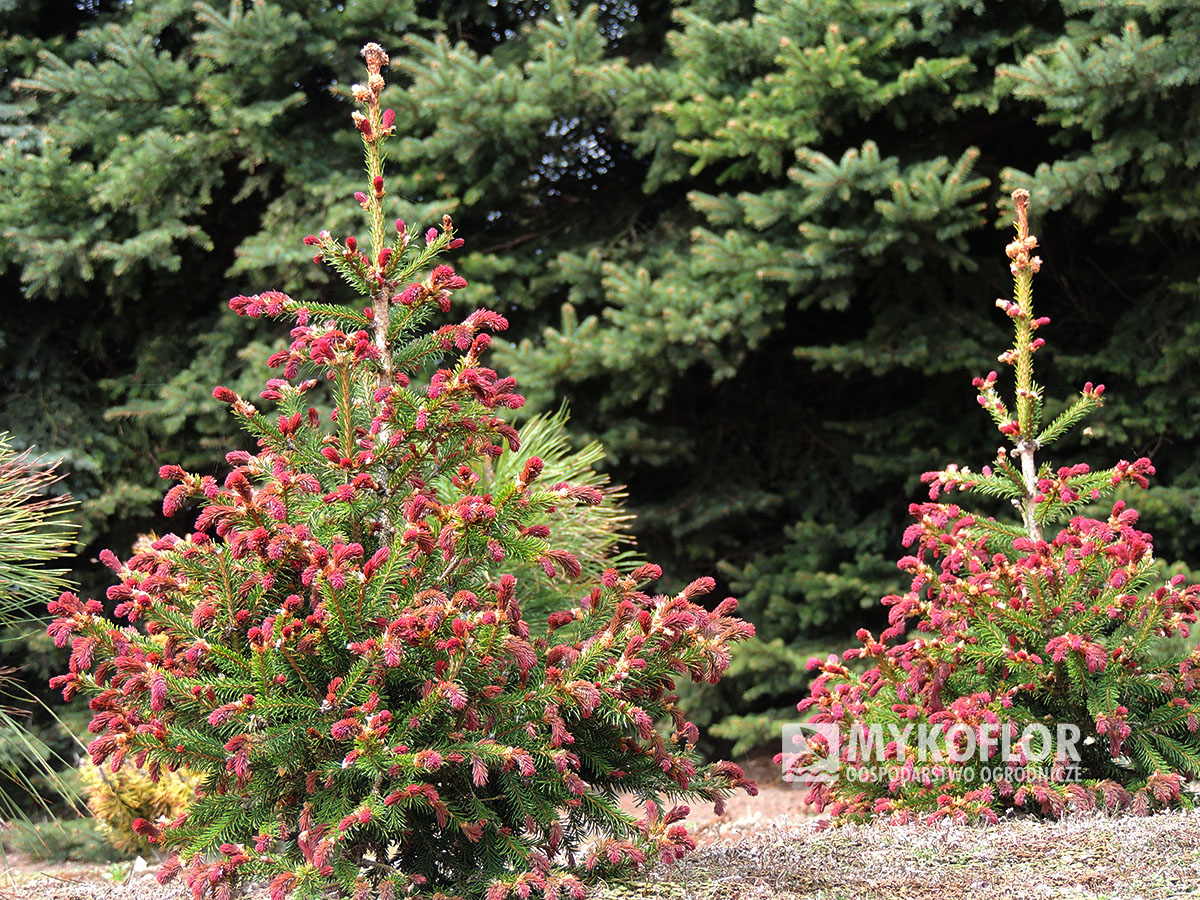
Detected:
[48,43,755,900]
[789,191,1200,823]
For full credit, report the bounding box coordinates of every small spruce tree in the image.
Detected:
[787,190,1200,823]
[48,44,755,900]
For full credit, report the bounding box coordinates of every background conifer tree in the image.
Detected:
[4,0,1200,761]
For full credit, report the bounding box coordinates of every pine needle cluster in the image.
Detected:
[47,44,755,900]
[0,432,76,818]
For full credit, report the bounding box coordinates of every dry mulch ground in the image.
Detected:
[6,758,1200,900]
[594,810,1200,900]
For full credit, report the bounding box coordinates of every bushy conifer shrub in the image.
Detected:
[48,44,754,900]
[785,191,1200,824]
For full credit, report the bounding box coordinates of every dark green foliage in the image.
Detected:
[5,0,1200,752]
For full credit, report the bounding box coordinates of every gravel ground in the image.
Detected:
[594,809,1200,900]
[0,870,192,900]
[7,769,1200,900]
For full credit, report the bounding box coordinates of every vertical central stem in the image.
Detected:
[357,44,397,544]
[1016,438,1041,542]
[373,290,392,390]
[358,44,393,395]
[368,208,395,545]
[1008,189,1042,543]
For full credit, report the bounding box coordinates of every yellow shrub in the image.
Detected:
[79,760,197,855]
